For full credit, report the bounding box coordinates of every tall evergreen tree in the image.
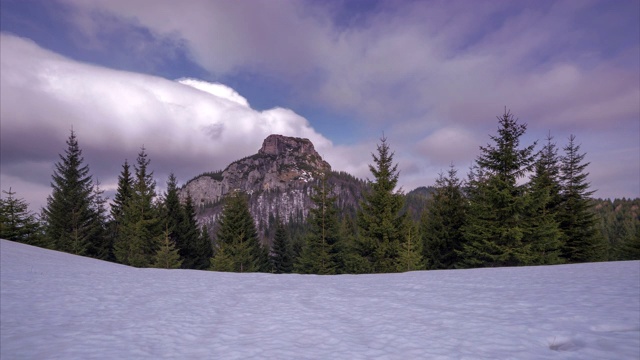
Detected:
[211,192,265,272]
[356,136,407,273]
[296,175,341,274]
[558,135,606,262]
[460,110,537,268]
[87,181,112,260]
[421,165,467,269]
[0,188,41,245]
[525,134,563,265]
[270,219,293,274]
[180,193,212,269]
[114,147,161,267]
[42,130,100,255]
[110,160,133,224]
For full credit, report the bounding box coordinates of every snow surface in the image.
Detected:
[1,239,639,359]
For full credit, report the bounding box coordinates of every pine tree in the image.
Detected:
[356,136,406,273]
[87,180,112,260]
[525,134,563,265]
[460,110,537,268]
[42,130,99,255]
[110,160,133,224]
[0,188,41,245]
[421,166,467,269]
[558,135,606,262]
[396,220,423,272]
[114,147,161,267]
[271,219,293,273]
[213,192,265,272]
[152,227,183,269]
[180,193,211,269]
[295,175,341,274]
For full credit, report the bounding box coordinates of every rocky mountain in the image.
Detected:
[179,134,366,241]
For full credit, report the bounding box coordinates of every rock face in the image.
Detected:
[179,134,358,238]
[180,135,330,205]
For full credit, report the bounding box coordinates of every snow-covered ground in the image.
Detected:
[1,239,638,359]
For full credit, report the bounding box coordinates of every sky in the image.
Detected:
[1,0,639,211]
[2,239,639,358]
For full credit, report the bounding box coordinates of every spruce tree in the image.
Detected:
[295,175,341,274]
[114,147,161,267]
[180,194,212,269]
[558,135,606,262]
[525,134,563,265]
[356,136,406,273]
[152,227,183,269]
[110,160,133,225]
[87,181,112,260]
[421,166,467,269]
[213,192,265,272]
[396,220,423,272]
[460,110,537,268]
[0,188,41,245]
[42,130,100,255]
[271,219,293,273]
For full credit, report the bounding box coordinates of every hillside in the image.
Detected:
[2,239,639,359]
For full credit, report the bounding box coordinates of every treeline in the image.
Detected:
[1,110,639,273]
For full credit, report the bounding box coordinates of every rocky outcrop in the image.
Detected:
[179,135,350,234]
[180,135,330,206]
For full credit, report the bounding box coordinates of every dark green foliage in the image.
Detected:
[87,181,112,260]
[594,198,640,260]
[558,135,607,262]
[356,136,407,273]
[211,193,266,272]
[524,134,563,265]
[152,228,183,269]
[113,147,161,267]
[110,160,133,224]
[421,166,467,269]
[42,130,104,256]
[0,188,42,245]
[295,175,342,274]
[460,110,537,268]
[184,196,214,270]
[271,219,293,273]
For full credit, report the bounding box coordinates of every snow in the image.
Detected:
[1,239,639,359]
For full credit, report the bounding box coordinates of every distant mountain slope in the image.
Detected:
[2,239,639,359]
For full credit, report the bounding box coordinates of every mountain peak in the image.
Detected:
[258,134,316,157]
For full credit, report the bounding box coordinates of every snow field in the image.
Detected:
[1,239,639,359]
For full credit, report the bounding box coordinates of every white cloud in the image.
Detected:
[0,34,336,210]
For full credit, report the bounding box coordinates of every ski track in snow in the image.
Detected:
[1,239,639,359]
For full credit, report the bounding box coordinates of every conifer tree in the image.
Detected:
[356,136,406,273]
[396,220,423,272]
[87,181,112,260]
[271,219,293,273]
[0,188,41,245]
[525,134,563,265]
[114,147,161,267]
[558,135,606,262]
[295,175,341,274]
[110,160,133,224]
[421,166,467,269]
[152,227,183,269]
[180,194,212,269]
[460,110,537,268]
[213,192,265,272]
[42,130,100,255]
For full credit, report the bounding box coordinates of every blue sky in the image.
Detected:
[1,0,639,210]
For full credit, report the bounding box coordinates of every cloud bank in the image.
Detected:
[0,34,335,209]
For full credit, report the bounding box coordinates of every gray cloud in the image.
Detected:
[2,0,638,207]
